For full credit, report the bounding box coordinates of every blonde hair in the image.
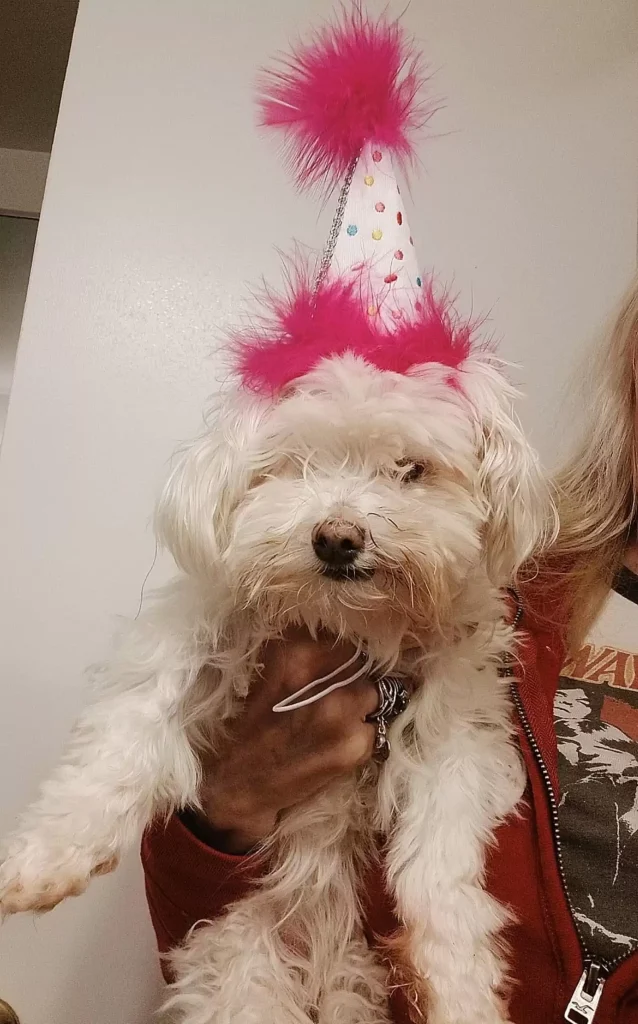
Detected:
[550,274,638,652]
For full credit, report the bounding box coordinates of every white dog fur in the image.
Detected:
[0,353,554,1024]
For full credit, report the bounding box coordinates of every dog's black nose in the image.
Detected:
[312,520,365,566]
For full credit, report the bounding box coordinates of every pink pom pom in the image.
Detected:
[257,5,433,191]
[232,256,473,395]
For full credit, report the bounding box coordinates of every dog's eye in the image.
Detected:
[396,459,430,483]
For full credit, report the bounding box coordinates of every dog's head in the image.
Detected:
[156,354,554,636]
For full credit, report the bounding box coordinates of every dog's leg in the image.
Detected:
[319,934,391,1024]
[0,611,211,915]
[166,891,391,1024]
[166,780,391,1024]
[166,902,319,1024]
[380,666,525,1024]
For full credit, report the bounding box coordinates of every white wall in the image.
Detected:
[0,1,636,1022]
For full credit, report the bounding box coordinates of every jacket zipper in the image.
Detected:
[509,682,635,1022]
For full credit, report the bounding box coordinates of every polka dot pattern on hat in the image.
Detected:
[331,142,423,332]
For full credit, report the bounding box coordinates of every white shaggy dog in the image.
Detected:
[0,352,552,1024]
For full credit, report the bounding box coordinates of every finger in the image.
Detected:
[304,721,377,777]
[310,680,380,739]
[336,725,378,770]
[346,677,381,719]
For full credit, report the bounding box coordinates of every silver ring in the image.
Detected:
[367,676,410,724]
[367,677,410,761]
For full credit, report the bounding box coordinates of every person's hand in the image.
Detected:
[196,627,380,853]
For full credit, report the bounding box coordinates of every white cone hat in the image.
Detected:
[330,142,421,331]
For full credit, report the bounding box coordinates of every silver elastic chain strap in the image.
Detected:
[312,152,360,301]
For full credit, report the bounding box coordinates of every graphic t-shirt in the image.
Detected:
[555,566,638,967]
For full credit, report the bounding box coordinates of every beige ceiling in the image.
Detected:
[0,0,79,152]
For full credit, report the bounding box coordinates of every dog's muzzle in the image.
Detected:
[312,518,372,580]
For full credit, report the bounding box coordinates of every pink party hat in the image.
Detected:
[234,6,472,395]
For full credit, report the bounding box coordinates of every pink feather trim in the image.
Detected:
[232,262,473,395]
[257,5,432,191]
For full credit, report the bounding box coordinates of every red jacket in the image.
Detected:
[141,595,638,1022]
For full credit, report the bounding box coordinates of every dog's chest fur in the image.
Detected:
[181,576,525,1024]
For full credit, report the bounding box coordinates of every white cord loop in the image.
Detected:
[272,644,411,763]
[272,645,369,712]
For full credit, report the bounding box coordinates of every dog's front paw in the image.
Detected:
[0,834,119,916]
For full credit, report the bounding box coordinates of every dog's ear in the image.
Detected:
[155,395,267,578]
[462,359,557,585]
